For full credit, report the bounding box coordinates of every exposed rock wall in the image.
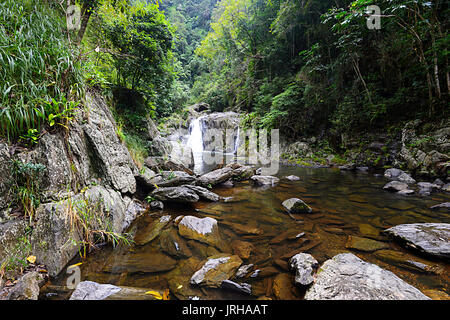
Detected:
[0,90,146,278]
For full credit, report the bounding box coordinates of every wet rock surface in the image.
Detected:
[289,253,318,286]
[70,281,163,300]
[177,216,225,249]
[251,175,280,186]
[345,235,389,252]
[134,215,172,246]
[385,223,450,260]
[190,254,242,288]
[151,186,200,203]
[304,253,430,300]
[282,198,313,214]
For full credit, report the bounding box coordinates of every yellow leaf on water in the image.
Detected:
[145,290,163,300]
[68,262,82,269]
[26,256,36,264]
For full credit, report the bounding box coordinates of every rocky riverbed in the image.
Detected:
[1,94,449,300]
[31,165,450,301]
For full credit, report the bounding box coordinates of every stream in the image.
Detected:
[40,164,450,300]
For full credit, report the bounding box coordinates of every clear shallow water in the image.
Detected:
[42,166,450,300]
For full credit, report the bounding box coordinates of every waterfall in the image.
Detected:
[234,126,240,154]
[186,118,204,153]
[186,118,205,174]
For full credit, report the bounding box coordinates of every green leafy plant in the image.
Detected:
[63,193,133,259]
[10,160,46,222]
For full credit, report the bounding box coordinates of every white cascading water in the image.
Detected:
[186,117,240,174]
[186,118,204,153]
[186,118,205,174]
[234,126,240,154]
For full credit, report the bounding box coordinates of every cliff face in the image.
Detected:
[0,90,148,277]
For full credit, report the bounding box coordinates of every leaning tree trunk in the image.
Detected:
[77,2,94,44]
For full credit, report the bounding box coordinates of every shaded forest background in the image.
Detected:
[0,0,448,149]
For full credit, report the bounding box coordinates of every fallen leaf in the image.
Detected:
[26,256,36,264]
[162,289,170,300]
[145,290,162,300]
[68,262,82,269]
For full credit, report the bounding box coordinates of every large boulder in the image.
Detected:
[82,92,137,194]
[183,185,220,202]
[147,171,196,188]
[31,186,138,277]
[197,167,234,187]
[70,281,164,300]
[383,181,409,192]
[200,112,241,153]
[251,175,280,186]
[304,253,430,300]
[289,253,318,286]
[168,140,194,169]
[151,186,200,203]
[177,216,224,249]
[385,223,450,260]
[190,254,242,288]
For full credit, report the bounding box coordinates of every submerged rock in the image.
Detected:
[134,215,172,246]
[221,280,252,295]
[251,175,280,186]
[373,250,443,275]
[190,254,242,288]
[272,273,296,300]
[282,198,313,214]
[345,235,389,252]
[284,175,300,181]
[166,257,203,300]
[231,240,254,259]
[304,253,430,300]
[385,223,450,260]
[289,253,318,286]
[383,181,409,192]
[103,249,177,274]
[430,202,450,211]
[159,228,192,259]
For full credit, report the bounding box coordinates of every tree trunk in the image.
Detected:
[77,2,94,44]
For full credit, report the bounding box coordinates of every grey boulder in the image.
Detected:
[385,223,450,260]
[304,253,430,300]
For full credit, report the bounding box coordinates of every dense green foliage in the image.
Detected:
[1,0,448,149]
[0,0,84,142]
[193,0,449,141]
